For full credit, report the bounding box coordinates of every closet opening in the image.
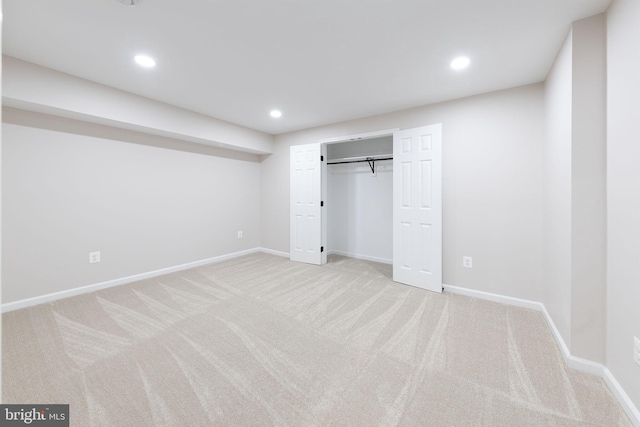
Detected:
[323,131,395,265]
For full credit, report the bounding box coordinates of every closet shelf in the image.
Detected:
[327,155,393,174]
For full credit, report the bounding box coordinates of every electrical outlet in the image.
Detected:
[237,231,243,239]
[634,336,640,367]
[89,251,101,264]
[463,256,473,268]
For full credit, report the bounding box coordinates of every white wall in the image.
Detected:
[2,110,261,304]
[543,30,574,355]
[570,14,606,363]
[261,83,545,301]
[606,0,640,411]
[541,7,638,414]
[542,14,607,364]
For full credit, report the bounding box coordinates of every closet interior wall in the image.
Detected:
[326,136,393,263]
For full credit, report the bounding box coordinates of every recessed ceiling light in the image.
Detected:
[270,110,282,118]
[450,56,470,70]
[134,55,156,68]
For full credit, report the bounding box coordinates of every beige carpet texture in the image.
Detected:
[2,253,632,426]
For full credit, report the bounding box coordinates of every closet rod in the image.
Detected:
[327,156,393,174]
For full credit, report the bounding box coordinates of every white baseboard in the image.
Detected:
[443,284,543,311]
[443,283,640,427]
[1,248,267,313]
[257,247,290,258]
[328,250,392,265]
[602,366,640,426]
[537,304,635,417]
[538,303,572,361]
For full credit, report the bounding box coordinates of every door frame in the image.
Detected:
[319,128,399,266]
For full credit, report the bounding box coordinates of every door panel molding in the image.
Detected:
[393,124,442,292]
[290,143,322,265]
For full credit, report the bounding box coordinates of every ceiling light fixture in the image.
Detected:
[450,56,470,70]
[270,110,282,118]
[134,55,156,68]
[119,0,138,6]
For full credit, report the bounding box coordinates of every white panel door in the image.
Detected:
[393,124,442,292]
[290,143,323,265]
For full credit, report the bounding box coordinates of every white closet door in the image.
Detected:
[290,143,323,265]
[393,124,442,292]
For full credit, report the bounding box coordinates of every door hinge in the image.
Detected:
[321,155,324,161]
[321,246,324,253]
[321,201,324,207]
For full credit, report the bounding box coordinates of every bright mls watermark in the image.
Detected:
[0,405,68,426]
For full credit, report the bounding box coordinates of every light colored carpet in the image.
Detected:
[2,253,632,426]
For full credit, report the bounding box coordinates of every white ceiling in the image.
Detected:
[3,0,611,135]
